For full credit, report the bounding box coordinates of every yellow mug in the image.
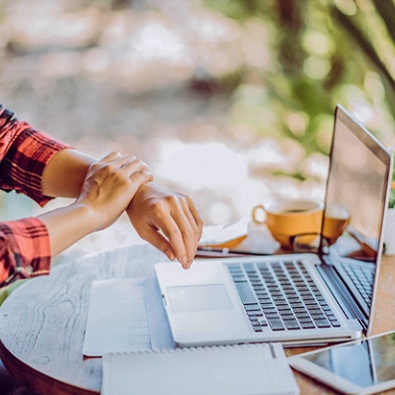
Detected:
[322,205,350,246]
[251,200,324,249]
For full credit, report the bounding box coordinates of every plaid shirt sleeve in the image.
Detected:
[0,105,71,287]
[0,218,51,287]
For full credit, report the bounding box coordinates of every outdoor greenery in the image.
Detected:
[204,0,395,181]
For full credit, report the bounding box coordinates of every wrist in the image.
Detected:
[68,201,102,233]
[38,200,104,257]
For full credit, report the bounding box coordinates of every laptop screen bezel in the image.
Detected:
[319,104,393,335]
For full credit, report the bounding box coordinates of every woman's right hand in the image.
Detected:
[76,152,153,232]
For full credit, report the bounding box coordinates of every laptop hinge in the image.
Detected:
[317,264,368,330]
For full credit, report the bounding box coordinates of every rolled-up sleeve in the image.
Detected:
[0,105,70,205]
[0,105,71,287]
[0,218,51,286]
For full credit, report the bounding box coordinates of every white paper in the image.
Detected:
[199,218,248,245]
[83,279,151,357]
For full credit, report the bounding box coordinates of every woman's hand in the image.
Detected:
[39,152,153,257]
[40,149,203,265]
[76,152,153,231]
[126,182,203,269]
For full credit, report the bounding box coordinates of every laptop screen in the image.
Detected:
[320,105,393,318]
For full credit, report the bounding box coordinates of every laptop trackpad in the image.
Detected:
[167,284,233,313]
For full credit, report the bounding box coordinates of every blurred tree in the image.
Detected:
[111,0,131,9]
[202,0,395,183]
[276,0,305,75]
[330,1,395,116]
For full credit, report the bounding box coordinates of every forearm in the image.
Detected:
[0,208,96,286]
[40,152,153,256]
[41,148,96,198]
[38,202,97,256]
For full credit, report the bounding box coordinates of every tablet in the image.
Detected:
[288,331,395,395]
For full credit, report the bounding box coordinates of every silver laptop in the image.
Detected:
[155,105,393,347]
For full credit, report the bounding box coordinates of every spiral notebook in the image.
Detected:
[101,342,299,395]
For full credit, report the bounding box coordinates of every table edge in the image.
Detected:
[0,340,99,395]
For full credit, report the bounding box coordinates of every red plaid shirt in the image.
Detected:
[0,105,70,287]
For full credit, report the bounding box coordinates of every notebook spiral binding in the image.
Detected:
[111,342,274,356]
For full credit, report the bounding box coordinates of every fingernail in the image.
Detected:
[165,251,175,261]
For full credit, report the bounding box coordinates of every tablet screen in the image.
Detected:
[302,332,395,388]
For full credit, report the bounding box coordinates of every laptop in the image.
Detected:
[155,105,394,347]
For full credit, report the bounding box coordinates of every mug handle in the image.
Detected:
[251,204,267,225]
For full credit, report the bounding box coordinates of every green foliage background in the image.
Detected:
[204,0,395,185]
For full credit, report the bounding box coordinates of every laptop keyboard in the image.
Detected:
[340,262,374,308]
[227,260,341,333]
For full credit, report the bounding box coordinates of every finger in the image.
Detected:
[108,154,140,169]
[119,158,150,176]
[177,198,201,264]
[100,153,147,174]
[150,202,189,267]
[129,170,154,188]
[179,197,202,238]
[99,151,124,163]
[88,152,123,174]
[169,201,198,268]
[185,197,204,238]
[91,153,133,175]
[138,224,176,261]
